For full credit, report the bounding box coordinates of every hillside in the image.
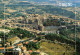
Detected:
[0,1,80,55]
[40,41,75,55]
[0,0,80,7]
[17,0,80,7]
[17,0,76,3]
[1,3,75,19]
[0,4,4,19]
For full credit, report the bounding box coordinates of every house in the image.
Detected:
[0,47,5,50]
[25,42,29,45]
[23,42,29,47]
[16,43,23,48]
[6,46,13,51]
[60,26,67,29]
[5,42,10,47]
[13,47,21,53]
[4,50,19,55]
[0,47,5,53]
[21,46,27,53]
[22,53,30,55]
[36,50,40,54]
[33,40,38,43]
[75,21,80,25]
[29,50,33,54]
[8,36,21,45]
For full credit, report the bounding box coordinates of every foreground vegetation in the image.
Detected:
[40,41,75,55]
[44,33,80,55]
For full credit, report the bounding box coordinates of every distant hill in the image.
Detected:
[16,0,76,3]
[18,1,32,4]
[0,4,4,19]
[0,0,76,19]
[16,0,80,7]
[0,0,80,7]
[5,4,75,19]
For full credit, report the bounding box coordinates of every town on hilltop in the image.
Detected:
[0,0,80,55]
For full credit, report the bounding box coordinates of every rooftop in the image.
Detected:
[29,50,33,53]
[33,40,38,43]
[0,47,5,50]
[22,46,26,50]
[25,42,29,44]
[17,43,23,46]
[6,47,13,49]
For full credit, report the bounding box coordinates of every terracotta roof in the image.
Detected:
[0,44,2,46]
[33,40,38,42]
[36,50,40,52]
[28,54,30,55]
[25,54,30,55]
[29,50,33,53]
[17,43,23,46]
[22,46,26,50]
[6,42,9,43]
[6,47,13,49]
[0,47,5,50]
[25,42,29,44]
[19,53,23,55]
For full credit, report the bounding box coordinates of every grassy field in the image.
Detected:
[7,36,21,43]
[0,53,4,55]
[39,41,75,55]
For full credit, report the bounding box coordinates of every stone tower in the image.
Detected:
[37,19,44,31]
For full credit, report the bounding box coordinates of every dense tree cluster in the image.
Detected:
[59,26,80,36]
[43,19,60,26]
[5,5,75,19]
[45,32,80,55]
[26,42,40,50]
[0,32,8,47]
[45,33,75,46]
[1,26,12,30]
[0,27,36,42]
[43,18,72,26]
[76,26,80,32]
[26,8,44,14]
[8,28,36,39]
[36,5,75,18]
[59,29,72,37]
[0,11,4,19]
[35,36,44,41]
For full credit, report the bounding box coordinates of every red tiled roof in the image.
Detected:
[33,40,38,42]
[22,46,26,50]
[36,50,40,52]
[28,54,30,55]
[29,50,33,53]
[6,47,13,49]
[25,42,29,44]
[17,43,23,46]
[0,47,5,50]
[25,54,30,55]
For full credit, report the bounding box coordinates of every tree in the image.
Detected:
[33,42,40,50]
[10,41,12,46]
[9,28,36,39]
[35,36,43,41]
